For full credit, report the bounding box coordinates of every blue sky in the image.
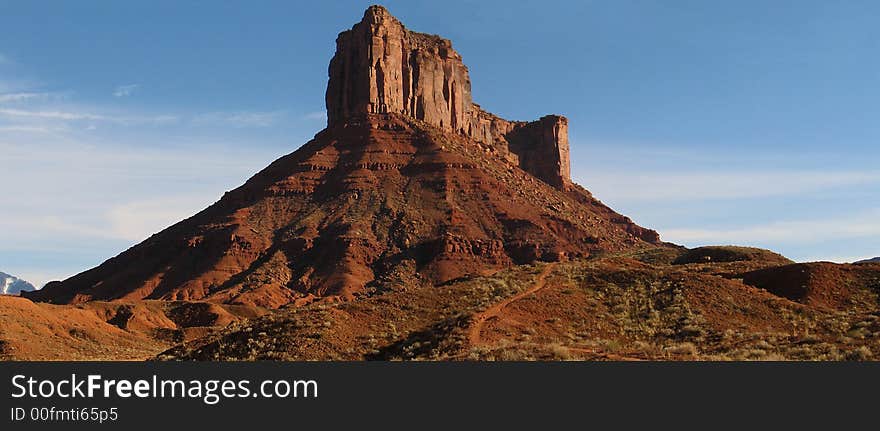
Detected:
[1,0,878,287]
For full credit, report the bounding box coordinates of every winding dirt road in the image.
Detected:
[467,263,558,346]
[466,262,643,360]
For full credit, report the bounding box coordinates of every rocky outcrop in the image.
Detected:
[326,5,571,190]
[504,116,570,189]
[25,6,665,309]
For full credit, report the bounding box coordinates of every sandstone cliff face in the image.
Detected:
[326,6,471,132]
[327,5,571,190]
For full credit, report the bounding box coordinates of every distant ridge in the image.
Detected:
[0,272,35,295]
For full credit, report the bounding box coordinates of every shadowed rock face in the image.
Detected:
[25,6,663,309]
[327,5,571,190]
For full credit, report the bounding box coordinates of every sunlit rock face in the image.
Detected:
[326,5,571,190]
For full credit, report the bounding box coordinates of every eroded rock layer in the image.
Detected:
[27,114,660,308]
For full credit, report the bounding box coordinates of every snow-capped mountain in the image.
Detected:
[0,272,36,295]
[856,257,880,263]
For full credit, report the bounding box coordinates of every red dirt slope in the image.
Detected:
[0,295,267,360]
[743,262,880,311]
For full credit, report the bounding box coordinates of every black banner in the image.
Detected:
[2,362,876,429]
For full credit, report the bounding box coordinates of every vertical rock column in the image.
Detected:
[326,5,473,131]
[326,5,571,190]
[505,116,571,190]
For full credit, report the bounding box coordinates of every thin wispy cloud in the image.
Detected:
[112,84,139,97]
[226,111,283,127]
[303,111,327,121]
[0,92,56,103]
[0,107,107,121]
[0,107,179,125]
[106,197,215,241]
[0,132,281,251]
[137,114,179,125]
[0,125,60,133]
[0,198,212,243]
[1,106,287,128]
[662,209,880,245]
[193,110,286,128]
[0,129,279,290]
[0,215,109,242]
[580,170,880,203]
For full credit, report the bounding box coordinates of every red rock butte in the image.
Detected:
[25,5,662,309]
[327,5,571,189]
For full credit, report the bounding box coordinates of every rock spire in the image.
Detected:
[326,5,571,189]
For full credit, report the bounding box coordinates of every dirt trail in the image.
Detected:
[468,263,558,346]
[466,263,644,360]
